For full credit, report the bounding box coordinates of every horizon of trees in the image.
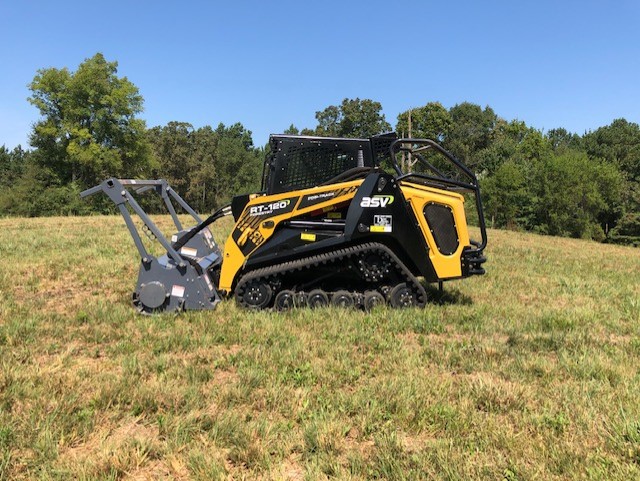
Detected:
[0,53,638,246]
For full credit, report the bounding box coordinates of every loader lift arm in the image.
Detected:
[81,178,230,313]
[81,178,194,265]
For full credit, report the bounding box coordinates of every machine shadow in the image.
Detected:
[423,283,473,305]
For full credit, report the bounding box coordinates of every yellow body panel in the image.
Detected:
[219,180,362,292]
[400,181,470,279]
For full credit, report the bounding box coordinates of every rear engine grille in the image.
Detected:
[423,203,459,255]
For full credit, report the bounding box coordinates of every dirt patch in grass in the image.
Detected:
[279,455,304,480]
[212,367,239,385]
[396,331,422,352]
[344,426,376,459]
[58,417,163,477]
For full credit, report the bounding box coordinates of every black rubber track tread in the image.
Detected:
[234,242,426,309]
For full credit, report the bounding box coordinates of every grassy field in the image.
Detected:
[0,215,639,480]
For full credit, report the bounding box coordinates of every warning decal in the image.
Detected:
[371,215,392,233]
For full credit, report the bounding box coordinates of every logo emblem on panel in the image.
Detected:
[360,195,394,208]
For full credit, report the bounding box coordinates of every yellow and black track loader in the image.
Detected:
[82,133,487,312]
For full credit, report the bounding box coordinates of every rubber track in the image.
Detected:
[235,242,427,309]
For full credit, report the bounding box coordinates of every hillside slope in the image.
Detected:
[0,216,639,480]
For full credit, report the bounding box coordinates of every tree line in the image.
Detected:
[0,53,638,246]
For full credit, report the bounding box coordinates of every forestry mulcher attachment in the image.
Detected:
[82,133,487,313]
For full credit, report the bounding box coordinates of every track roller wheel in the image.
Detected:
[274,289,296,310]
[308,289,329,308]
[389,283,421,308]
[363,290,385,310]
[331,290,354,308]
[242,280,273,309]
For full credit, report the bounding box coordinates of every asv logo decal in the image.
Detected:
[360,195,394,208]
[250,199,291,216]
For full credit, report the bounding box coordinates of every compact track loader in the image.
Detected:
[82,133,487,313]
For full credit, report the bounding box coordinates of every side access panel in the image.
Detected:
[400,181,471,279]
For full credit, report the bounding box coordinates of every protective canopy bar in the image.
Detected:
[389,139,487,251]
[390,138,476,183]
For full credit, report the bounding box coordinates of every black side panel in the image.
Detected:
[244,228,342,264]
[244,234,349,270]
[346,173,437,281]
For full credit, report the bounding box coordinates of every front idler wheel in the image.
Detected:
[389,283,420,308]
[242,280,273,309]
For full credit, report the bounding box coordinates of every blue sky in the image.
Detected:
[1,0,639,149]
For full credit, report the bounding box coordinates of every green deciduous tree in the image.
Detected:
[584,118,640,179]
[396,102,452,142]
[199,122,262,209]
[482,160,533,230]
[583,119,640,244]
[477,120,551,175]
[313,98,391,138]
[608,182,640,246]
[445,102,497,167]
[147,121,262,212]
[148,121,195,194]
[546,127,582,153]
[28,53,154,187]
[532,152,623,240]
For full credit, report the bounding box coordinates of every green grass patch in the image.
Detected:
[0,216,639,479]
